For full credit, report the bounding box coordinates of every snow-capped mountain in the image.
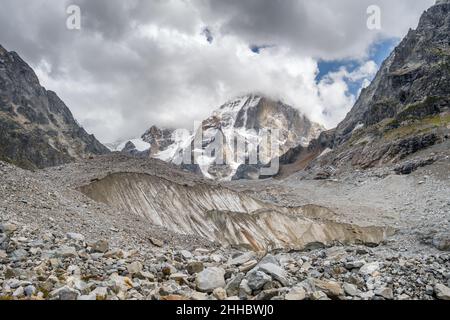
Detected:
[114,94,324,180]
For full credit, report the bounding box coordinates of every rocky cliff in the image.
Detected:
[281,2,450,177]
[117,94,323,180]
[0,45,109,169]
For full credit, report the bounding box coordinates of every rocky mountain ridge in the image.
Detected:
[116,94,323,180]
[280,1,450,178]
[0,45,109,170]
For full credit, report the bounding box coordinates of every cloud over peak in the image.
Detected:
[0,0,434,142]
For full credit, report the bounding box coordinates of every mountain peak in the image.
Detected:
[297,3,450,174]
[436,0,450,5]
[0,44,109,169]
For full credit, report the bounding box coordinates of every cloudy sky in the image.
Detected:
[0,0,434,142]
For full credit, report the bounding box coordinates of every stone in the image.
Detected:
[397,294,411,300]
[239,279,252,298]
[225,273,244,297]
[210,254,223,263]
[254,289,281,301]
[66,232,85,242]
[194,248,210,256]
[213,287,227,300]
[136,271,155,281]
[78,294,97,301]
[187,261,204,274]
[51,286,80,300]
[67,265,81,276]
[5,267,16,279]
[149,238,164,247]
[73,279,89,292]
[432,234,450,251]
[258,263,289,286]
[196,267,226,293]
[161,295,188,301]
[259,254,279,266]
[0,249,7,259]
[49,258,61,268]
[91,240,109,253]
[161,263,177,276]
[91,253,104,260]
[12,286,24,298]
[190,291,208,300]
[343,283,358,296]
[285,287,306,300]
[375,287,394,300]
[312,279,344,298]
[311,291,330,300]
[109,274,133,293]
[56,246,77,258]
[359,262,380,275]
[0,223,18,235]
[159,281,181,296]
[104,249,124,259]
[345,260,365,270]
[170,273,189,284]
[246,271,272,291]
[127,261,143,275]
[6,278,21,289]
[11,248,28,261]
[24,285,36,297]
[300,261,312,273]
[435,284,450,300]
[239,260,258,273]
[229,252,256,266]
[90,287,108,300]
[359,291,375,300]
[179,250,193,260]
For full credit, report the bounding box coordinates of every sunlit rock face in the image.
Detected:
[116,94,323,181]
[287,2,450,174]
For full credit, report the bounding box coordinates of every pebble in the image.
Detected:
[435,284,450,300]
[360,262,381,275]
[127,261,143,275]
[1,223,449,301]
[195,267,226,293]
[343,283,359,296]
[186,261,204,274]
[91,240,109,253]
[285,287,306,300]
[66,233,85,242]
[246,271,271,291]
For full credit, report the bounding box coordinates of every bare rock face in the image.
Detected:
[193,95,323,180]
[116,94,323,181]
[286,3,450,176]
[335,3,450,144]
[141,126,176,155]
[0,45,109,169]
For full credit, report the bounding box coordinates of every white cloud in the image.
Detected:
[0,0,435,142]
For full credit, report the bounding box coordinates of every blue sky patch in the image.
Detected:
[249,44,275,54]
[316,37,400,97]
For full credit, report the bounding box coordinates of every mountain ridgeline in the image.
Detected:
[0,45,109,169]
[116,95,324,180]
[281,1,450,177]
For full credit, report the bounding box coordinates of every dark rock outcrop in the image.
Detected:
[292,2,450,176]
[334,3,450,144]
[0,45,109,169]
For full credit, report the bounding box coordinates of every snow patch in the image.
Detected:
[116,138,151,152]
